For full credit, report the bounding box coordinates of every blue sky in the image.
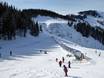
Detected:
[1,0,104,14]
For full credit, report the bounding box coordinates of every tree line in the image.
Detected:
[0,2,40,40]
[73,22,104,45]
[79,10,101,17]
[22,9,75,21]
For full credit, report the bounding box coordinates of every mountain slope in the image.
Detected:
[0,17,104,78]
[0,10,104,78]
[34,16,103,50]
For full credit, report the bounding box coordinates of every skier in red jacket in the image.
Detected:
[63,65,68,77]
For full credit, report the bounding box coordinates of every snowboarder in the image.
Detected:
[10,50,12,56]
[68,61,71,68]
[56,58,58,62]
[62,57,65,63]
[59,60,62,67]
[63,65,68,77]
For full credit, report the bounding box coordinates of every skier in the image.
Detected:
[40,50,42,53]
[59,60,62,67]
[63,65,68,77]
[68,61,71,68]
[99,52,101,56]
[56,58,58,62]
[10,50,12,56]
[62,57,65,63]
[44,51,47,54]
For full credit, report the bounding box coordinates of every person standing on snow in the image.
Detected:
[44,51,47,54]
[63,65,68,77]
[68,61,71,68]
[62,57,65,63]
[99,52,101,56]
[59,60,62,67]
[56,58,58,62]
[10,50,12,56]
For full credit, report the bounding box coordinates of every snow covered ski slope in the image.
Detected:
[0,16,104,78]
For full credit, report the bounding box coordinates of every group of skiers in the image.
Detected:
[0,50,12,58]
[56,57,71,77]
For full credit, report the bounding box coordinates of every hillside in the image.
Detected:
[0,3,104,45]
[23,9,104,45]
[0,16,104,78]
